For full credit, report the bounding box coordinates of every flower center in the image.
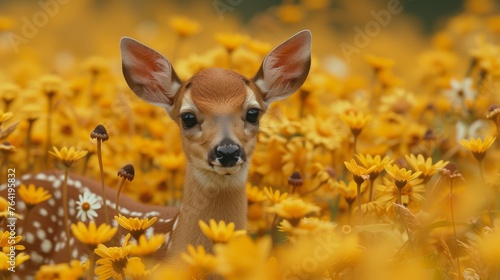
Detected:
[395,180,408,190]
[82,202,91,211]
[112,257,128,274]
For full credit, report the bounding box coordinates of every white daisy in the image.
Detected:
[76,190,101,222]
[444,77,477,111]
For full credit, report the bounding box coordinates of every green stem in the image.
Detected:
[270,214,278,247]
[353,135,358,155]
[88,248,95,280]
[97,140,110,225]
[227,50,234,69]
[397,188,402,205]
[356,182,363,222]
[45,95,53,169]
[63,168,71,258]
[479,159,495,228]
[115,178,125,214]
[4,100,12,112]
[449,179,461,278]
[369,177,375,202]
[347,202,352,225]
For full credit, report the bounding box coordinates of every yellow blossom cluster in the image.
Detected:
[1,0,500,279]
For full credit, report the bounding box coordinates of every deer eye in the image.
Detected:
[181,112,197,128]
[246,108,260,124]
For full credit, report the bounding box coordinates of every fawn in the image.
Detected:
[6,30,311,275]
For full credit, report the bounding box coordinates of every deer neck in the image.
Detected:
[167,165,248,258]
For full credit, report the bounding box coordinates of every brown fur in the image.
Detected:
[120,31,312,263]
[189,68,249,113]
[166,68,263,259]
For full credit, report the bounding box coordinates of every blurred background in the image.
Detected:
[0,0,473,63]
[1,0,494,91]
[2,2,500,278]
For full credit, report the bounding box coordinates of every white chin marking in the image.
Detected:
[213,165,242,175]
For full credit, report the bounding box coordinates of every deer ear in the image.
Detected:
[253,30,311,105]
[120,37,182,110]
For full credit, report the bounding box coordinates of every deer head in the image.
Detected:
[120,30,311,186]
[120,30,311,258]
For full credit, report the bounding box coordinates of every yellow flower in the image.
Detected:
[379,88,416,114]
[263,187,289,204]
[0,231,24,253]
[149,265,189,280]
[0,112,13,124]
[157,152,185,171]
[49,146,88,168]
[39,74,63,97]
[266,198,320,222]
[169,16,199,38]
[0,252,29,271]
[340,111,372,136]
[247,39,272,56]
[114,215,157,240]
[276,3,304,23]
[0,197,7,212]
[335,180,367,206]
[376,176,426,211]
[282,138,314,177]
[215,32,249,53]
[181,244,217,276]
[0,197,9,219]
[355,154,394,178]
[95,234,132,280]
[198,219,246,244]
[278,217,336,236]
[82,56,109,75]
[459,136,496,161]
[18,183,51,207]
[252,135,287,187]
[124,257,152,280]
[384,164,422,189]
[311,162,332,183]
[214,235,271,280]
[22,104,41,122]
[302,116,342,151]
[35,260,84,280]
[246,184,266,204]
[129,234,166,256]
[404,154,449,182]
[344,159,376,184]
[364,54,395,72]
[71,221,117,247]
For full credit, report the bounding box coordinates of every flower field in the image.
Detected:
[1,0,500,279]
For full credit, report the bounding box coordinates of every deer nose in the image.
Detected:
[209,139,245,167]
[216,145,239,166]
